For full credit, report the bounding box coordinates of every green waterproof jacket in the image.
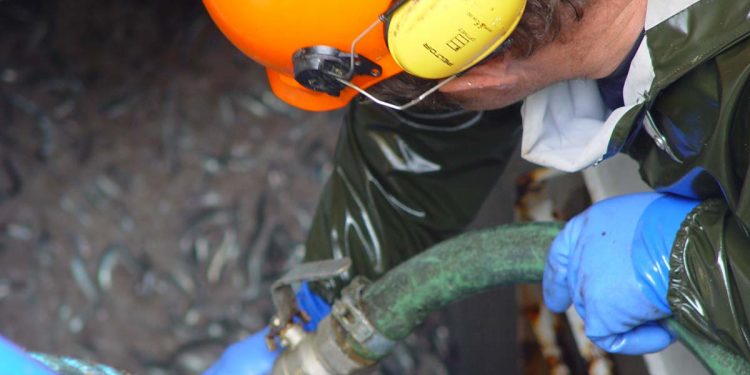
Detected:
[303,0,750,362]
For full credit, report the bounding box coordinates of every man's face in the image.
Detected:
[437,47,574,110]
[436,0,647,111]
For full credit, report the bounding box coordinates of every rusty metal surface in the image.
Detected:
[514,168,614,375]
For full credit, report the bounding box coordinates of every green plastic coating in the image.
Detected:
[357,222,750,374]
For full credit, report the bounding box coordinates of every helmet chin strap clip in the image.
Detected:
[293,46,382,97]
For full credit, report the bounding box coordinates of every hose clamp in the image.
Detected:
[331,276,396,358]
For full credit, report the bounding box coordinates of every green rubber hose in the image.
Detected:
[357,222,749,375]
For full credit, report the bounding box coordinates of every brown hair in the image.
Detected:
[368,0,590,111]
[512,0,588,57]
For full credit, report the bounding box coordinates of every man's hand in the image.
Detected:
[203,327,280,375]
[204,283,331,375]
[543,192,698,354]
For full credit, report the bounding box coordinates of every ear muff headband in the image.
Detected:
[387,0,527,79]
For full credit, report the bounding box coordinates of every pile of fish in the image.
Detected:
[0,1,451,374]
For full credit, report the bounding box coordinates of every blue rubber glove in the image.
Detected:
[204,282,330,375]
[0,335,56,375]
[543,192,699,355]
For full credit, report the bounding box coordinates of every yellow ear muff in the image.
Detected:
[387,0,526,79]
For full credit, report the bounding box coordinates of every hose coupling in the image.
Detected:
[331,277,396,359]
[270,276,395,374]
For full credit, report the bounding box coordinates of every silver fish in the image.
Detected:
[6,93,55,160]
[0,156,22,202]
[206,229,239,284]
[97,245,140,292]
[70,256,99,303]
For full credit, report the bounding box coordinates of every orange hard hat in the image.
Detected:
[203,0,402,112]
[204,0,528,112]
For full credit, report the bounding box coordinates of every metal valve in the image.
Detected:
[266,258,351,351]
[266,258,382,375]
